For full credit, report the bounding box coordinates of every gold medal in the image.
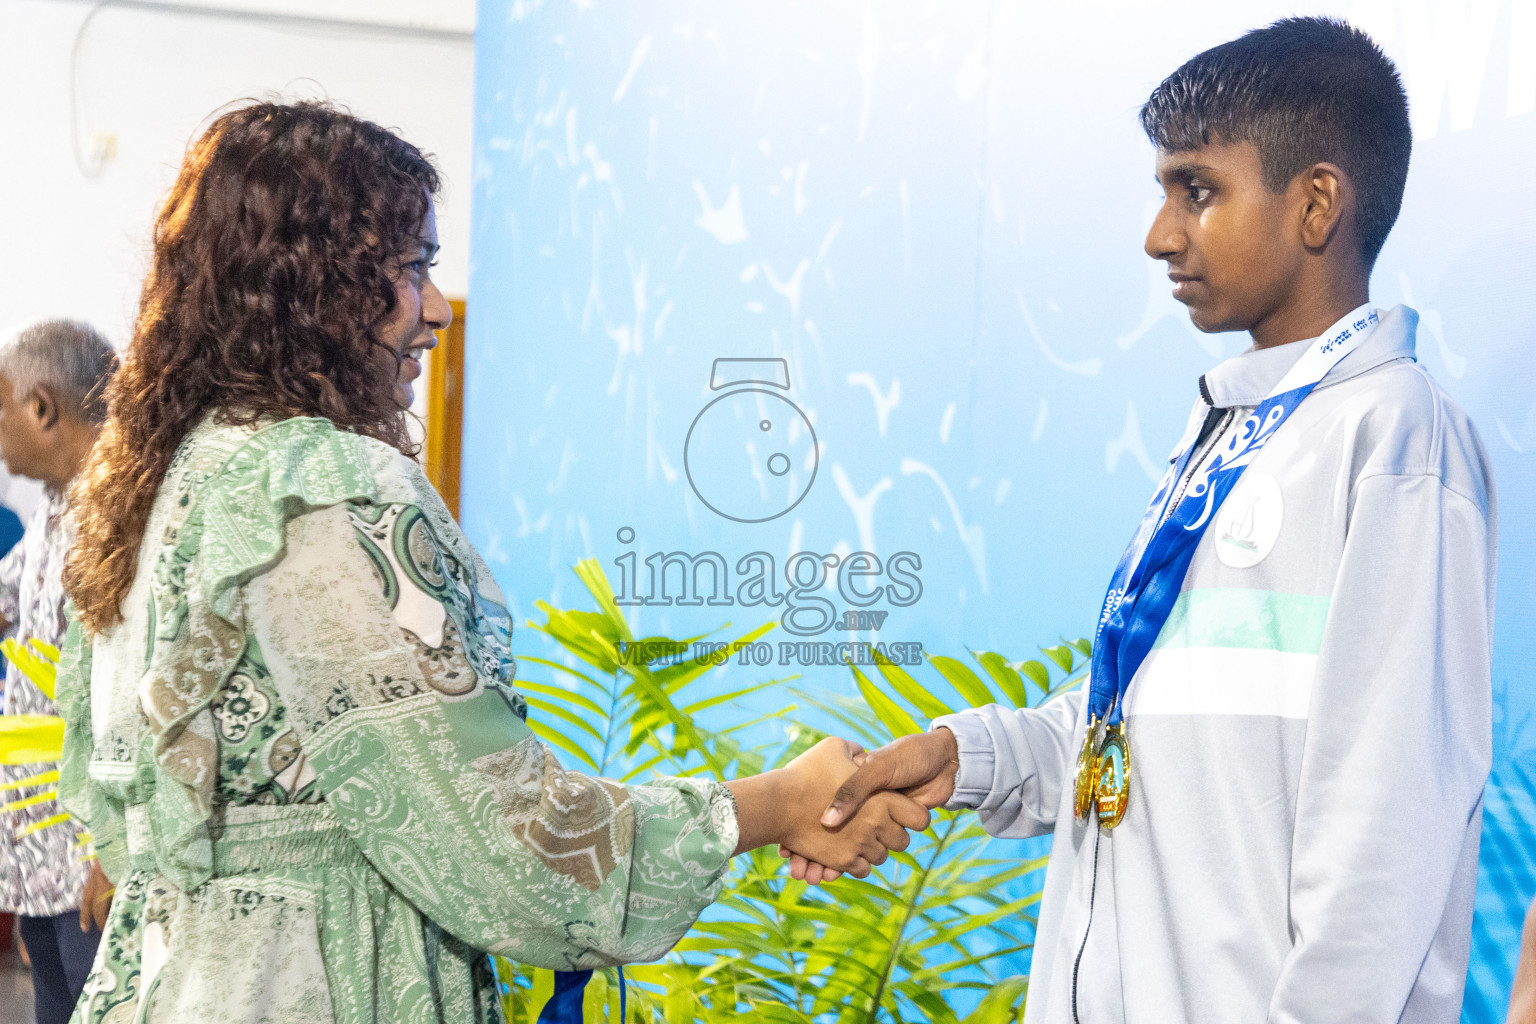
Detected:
[1094,722,1132,829]
[1072,715,1102,823]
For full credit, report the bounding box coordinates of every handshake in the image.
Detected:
[730,729,964,884]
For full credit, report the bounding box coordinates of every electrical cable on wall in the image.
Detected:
[68,2,112,178]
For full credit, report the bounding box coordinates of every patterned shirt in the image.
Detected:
[0,488,91,916]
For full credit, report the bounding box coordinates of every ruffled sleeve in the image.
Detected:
[56,614,125,878]
[123,418,388,891]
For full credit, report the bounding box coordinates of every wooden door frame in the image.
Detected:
[423,298,466,518]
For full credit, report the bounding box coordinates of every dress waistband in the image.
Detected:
[125,802,364,877]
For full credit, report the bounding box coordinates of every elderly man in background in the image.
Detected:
[0,320,118,1024]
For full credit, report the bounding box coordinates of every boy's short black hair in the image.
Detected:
[1140,17,1411,265]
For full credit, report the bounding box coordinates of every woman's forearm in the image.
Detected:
[725,770,797,855]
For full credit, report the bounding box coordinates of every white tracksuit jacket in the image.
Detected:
[935,305,1497,1024]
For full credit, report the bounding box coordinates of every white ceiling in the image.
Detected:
[61,0,476,36]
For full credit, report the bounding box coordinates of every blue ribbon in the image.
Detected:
[1087,307,1379,726]
[537,968,627,1023]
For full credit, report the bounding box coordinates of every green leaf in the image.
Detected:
[962,976,1029,1023]
[1016,659,1050,695]
[617,751,668,783]
[1046,671,1087,702]
[871,649,954,720]
[1070,637,1093,657]
[907,986,964,1024]
[521,696,604,743]
[1040,643,1075,673]
[975,651,1030,708]
[619,663,729,777]
[683,682,776,716]
[650,620,777,693]
[789,689,886,750]
[572,557,635,641]
[719,706,802,737]
[850,664,921,737]
[525,719,598,772]
[928,655,997,708]
[513,657,608,697]
[509,675,609,718]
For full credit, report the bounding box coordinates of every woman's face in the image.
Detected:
[380,202,452,408]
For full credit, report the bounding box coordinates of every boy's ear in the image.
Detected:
[1298,162,1349,253]
[31,384,61,432]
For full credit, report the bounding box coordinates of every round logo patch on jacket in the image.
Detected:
[1214,472,1283,568]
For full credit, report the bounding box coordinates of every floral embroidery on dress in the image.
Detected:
[212,672,271,743]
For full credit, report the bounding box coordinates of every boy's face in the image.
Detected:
[1145,141,1305,335]
[0,373,51,480]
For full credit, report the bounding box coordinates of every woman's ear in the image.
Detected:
[31,384,61,432]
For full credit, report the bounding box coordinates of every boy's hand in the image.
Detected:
[79,860,113,932]
[774,738,930,878]
[779,729,960,884]
[821,728,960,826]
[780,787,931,881]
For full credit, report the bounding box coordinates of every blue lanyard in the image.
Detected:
[538,968,627,1023]
[1087,306,1380,726]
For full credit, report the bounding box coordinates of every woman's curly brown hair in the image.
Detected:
[65,101,440,633]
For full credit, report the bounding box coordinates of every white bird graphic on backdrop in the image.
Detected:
[901,459,988,593]
[692,181,748,244]
[832,463,893,556]
[847,372,901,436]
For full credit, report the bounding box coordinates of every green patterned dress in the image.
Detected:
[55,417,739,1023]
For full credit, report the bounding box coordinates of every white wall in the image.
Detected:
[0,0,475,521]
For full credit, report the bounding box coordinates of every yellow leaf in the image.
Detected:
[2,788,58,814]
[1,637,59,700]
[0,769,59,792]
[0,715,65,765]
[15,811,71,839]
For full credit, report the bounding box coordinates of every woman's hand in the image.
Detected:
[79,860,114,933]
[779,729,961,884]
[779,738,932,877]
[821,728,960,826]
[726,737,930,877]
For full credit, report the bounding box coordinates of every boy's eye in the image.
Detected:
[1186,184,1212,204]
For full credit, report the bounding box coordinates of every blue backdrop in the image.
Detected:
[467,2,1535,1017]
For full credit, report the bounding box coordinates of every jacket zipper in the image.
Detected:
[1157,406,1233,532]
[1069,402,1232,1024]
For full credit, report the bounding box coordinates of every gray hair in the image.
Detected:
[0,319,119,426]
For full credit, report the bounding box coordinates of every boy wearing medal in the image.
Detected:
[810,17,1497,1024]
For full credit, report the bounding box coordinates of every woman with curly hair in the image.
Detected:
[56,102,925,1023]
